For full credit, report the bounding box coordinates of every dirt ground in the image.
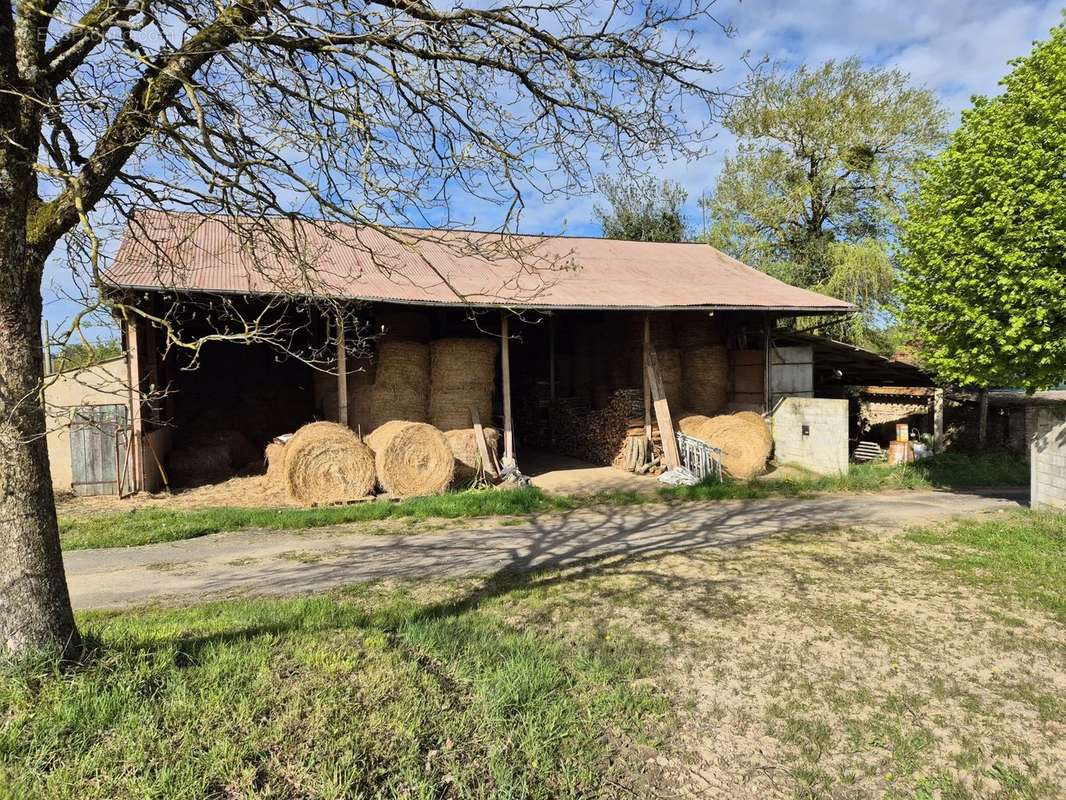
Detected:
[55,473,299,516]
[487,524,1066,799]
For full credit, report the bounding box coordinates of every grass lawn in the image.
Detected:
[4,509,1063,798]
[58,452,1028,551]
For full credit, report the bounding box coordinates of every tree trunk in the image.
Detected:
[0,231,81,661]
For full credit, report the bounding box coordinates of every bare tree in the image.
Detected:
[0,0,731,660]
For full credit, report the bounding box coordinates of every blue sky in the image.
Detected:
[42,0,1064,336]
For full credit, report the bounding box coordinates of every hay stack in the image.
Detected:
[683,345,730,416]
[283,421,376,504]
[674,311,723,348]
[264,441,286,483]
[734,411,773,450]
[675,412,712,436]
[368,341,430,427]
[366,420,454,496]
[687,415,771,479]
[657,348,683,411]
[445,427,500,482]
[428,338,497,431]
[169,444,232,486]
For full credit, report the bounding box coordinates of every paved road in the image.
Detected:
[65,489,1026,610]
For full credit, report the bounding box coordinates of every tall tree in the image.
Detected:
[594,175,688,242]
[0,0,728,660]
[701,58,947,343]
[899,22,1066,392]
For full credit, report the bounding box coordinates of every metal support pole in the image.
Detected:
[336,312,348,427]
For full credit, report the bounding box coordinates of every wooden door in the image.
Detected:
[70,404,129,496]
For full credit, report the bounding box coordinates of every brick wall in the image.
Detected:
[1031,405,1066,510]
[771,397,849,476]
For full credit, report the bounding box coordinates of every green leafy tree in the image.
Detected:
[595,175,688,242]
[702,58,947,343]
[899,23,1066,392]
[52,339,122,373]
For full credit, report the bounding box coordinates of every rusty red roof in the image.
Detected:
[103,211,854,313]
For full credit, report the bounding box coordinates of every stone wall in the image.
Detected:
[1031,404,1066,510]
[771,397,849,476]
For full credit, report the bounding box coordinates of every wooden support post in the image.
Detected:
[978,388,989,448]
[124,317,144,492]
[645,345,681,469]
[933,388,945,451]
[469,407,499,479]
[763,314,772,413]
[548,314,556,402]
[336,313,348,427]
[501,311,515,467]
[643,313,652,444]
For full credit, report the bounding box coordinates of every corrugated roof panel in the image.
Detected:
[103,211,855,313]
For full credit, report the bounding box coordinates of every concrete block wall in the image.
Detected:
[1031,405,1066,510]
[771,397,849,476]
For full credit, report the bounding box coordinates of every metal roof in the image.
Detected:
[103,211,856,313]
[776,331,934,387]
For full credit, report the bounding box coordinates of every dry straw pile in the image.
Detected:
[429,338,498,431]
[366,420,455,496]
[264,441,286,483]
[368,341,430,427]
[445,427,500,483]
[682,345,729,415]
[733,411,773,449]
[281,421,376,504]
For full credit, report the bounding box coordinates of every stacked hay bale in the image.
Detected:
[428,338,498,431]
[368,341,430,428]
[313,356,376,431]
[657,348,684,411]
[682,345,729,416]
[445,427,500,483]
[279,421,376,504]
[679,413,772,479]
[366,420,454,496]
[674,311,723,349]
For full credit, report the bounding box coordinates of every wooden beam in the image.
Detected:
[469,406,499,479]
[933,388,945,451]
[124,317,144,492]
[501,311,515,467]
[643,313,652,444]
[548,314,556,402]
[645,345,681,469]
[336,313,348,427]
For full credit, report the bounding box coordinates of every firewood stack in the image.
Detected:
[548,390,645,466]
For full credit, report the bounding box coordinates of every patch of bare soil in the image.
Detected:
[56,473,299,515]
[500,527,1066,799]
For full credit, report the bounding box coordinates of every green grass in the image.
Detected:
[906,510,1066,623]
[0,578,666,799]
[58,453,1029,551]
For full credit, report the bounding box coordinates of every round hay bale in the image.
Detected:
[366,420,455,496]
[445,427,500,482]
[657,348,683,411]
[674,311,723,348]
[675,412,712,436]
[733,411,773,450]
[264,441,286,483]
[368,341,430,426]
[283,422,376,504]
[429,338,497,431]
[689,415,771,480]
[682,345,729,415]
[168,444,232,487]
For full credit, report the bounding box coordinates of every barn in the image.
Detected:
[64,211,869,496]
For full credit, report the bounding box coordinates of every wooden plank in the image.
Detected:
[645,345,681,469]
[469,407,499,479]
[643,313,652,444]
[501,311,515,467]
[336,313,348,426]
